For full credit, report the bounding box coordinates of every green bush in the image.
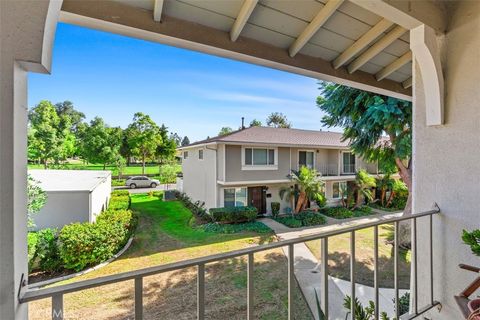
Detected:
[314,193,327,208]
[59,209,136,271]
[109,195,131,211]
[274,210,327,228]
[322,206,353,219]
[209,206,258,224]
[174,191,210,222]
[352,206,373,217]
[271,202,280,218]
[28,232,39,271]
[463,229,480,256]
[36,228,61,272]
[111,179,126,187]
[201,222,272,234]
[152,191,164,200]
[111,190,130,197]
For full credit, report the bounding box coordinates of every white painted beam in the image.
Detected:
[376,51,412,81]
[402,77,412,89]
[289,0,344,57]
[333,18,393,69]
[230,0,258,42]
[410,25,444,126]
[153,0,164,22]
[347,25,406,74]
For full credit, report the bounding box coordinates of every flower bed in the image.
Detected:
[274,210,327,228]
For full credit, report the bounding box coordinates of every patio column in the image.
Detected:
[0,1,60,319]
[413,2,480,319]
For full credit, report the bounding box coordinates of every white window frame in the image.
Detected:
[223,187,248,207]
[198,148,204,160]
[297,150,315,170]
[241,146,278,170]
[183,151,189,159]
[332,181,348,199]
[341,151,356,174]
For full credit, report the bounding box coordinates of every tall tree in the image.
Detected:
[54,100,85,133]
[125,112,162,174]
[156,125,177,169]
[286,166,325,213]
[266,112,291,128]
[28,100,63,168]
[81,117,123,170]
[170,132,182,146]
[218,127,233,136]
[249,119,262,127]
[27,174,47,229]
[317,82,413,214]
[181,136,190,146]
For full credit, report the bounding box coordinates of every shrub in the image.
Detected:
[314,193,327,208]
[111,179,125,187]
[109,195,130,211]
[271,202,280,218]
[28,232,39,271]
[463,229,480,256]
[201,222,272,234]
[209,206,258,224]
[352,206,373,217]
[152,191,164,200]
[274,210,326,228]
[174,191,210,222]
[36,228,61,272]
[59,209,136,271]
[111,190,130,197]
[322,206,353,219]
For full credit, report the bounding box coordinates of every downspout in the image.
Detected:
[206,145,217,208]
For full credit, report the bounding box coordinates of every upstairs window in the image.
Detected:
[299,151,314,169]
[243,147,276,167]
[183,151,189,159]
[198,149,204,160]
[342,152,355,173]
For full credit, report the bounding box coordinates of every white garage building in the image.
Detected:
[29,170,112,230]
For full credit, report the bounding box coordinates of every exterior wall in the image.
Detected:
[414,3,480,319]
[225,145,290,182]
[265,184,293,215]
[90,174,112,222]
[217,144,225,181]
[33,192,91,230]
[181,146,217,209]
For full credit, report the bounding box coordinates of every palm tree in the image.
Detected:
[286,166,325,213]
[376,174,394,207]
[353,169,376,209]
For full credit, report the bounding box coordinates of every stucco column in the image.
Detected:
[413,2,480,319]
[0,1,60,318]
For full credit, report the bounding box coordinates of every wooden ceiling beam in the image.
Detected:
[153,0,164,22]
[376,51,412,81]
[230,0,258,42]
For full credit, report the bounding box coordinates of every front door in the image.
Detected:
[248,186,266,215]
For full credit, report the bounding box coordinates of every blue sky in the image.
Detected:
[29,23,335,142]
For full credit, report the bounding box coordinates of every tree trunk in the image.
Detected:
[395,157,412,214]
[103,163,106,170]
[43,159,48,169]
[386,191,396,208]
[380,188,386,206]
[296,192,307,213]
[142,154,146,175]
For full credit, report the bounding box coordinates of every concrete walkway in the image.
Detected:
[260,212,408,320]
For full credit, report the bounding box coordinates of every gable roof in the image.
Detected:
[179,126,351,149]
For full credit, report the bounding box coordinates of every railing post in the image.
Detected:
[430,214,434,306]
[288,244,294,320]
[197,264,205,320]
[247,253,254,320]
[374,225,379,319]
[321,237,329,319]
[52,294,63,320]
[394,221,399,319]
[134,277,143,320]
[413,217,418,314]
[350,231,355,320]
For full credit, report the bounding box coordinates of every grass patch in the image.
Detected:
[305,225,411,289]
[321,206,374,219]
[200,222,272,234]
[29,194,312,319]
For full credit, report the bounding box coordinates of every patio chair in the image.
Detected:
[455,264,480,319]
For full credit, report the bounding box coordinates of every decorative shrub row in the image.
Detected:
[274,210,327,228]
[209,206,258,224]
[201,221,272,234]
[321,206,373,219]
[173,191,210,222]
[28,192,136,273]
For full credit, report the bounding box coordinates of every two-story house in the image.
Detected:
[177,126,379,215]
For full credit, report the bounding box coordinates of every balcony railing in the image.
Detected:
[317,163,339,176]
[19,207,441,320]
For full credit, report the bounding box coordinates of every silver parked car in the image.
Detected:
[125,176,160,189]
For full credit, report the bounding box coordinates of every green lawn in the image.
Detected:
[29,194,312,320]
[28,161,181,177]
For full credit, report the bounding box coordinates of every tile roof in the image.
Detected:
[182,126,351,148]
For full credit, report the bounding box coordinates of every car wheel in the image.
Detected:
[130,183,137,189]
[150,183,157,188]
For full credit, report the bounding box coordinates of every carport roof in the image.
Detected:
[29,170,111,192]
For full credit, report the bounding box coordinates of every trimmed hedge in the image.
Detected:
[201,221,272,234]
[274,210,327,228]
[109,195,131,211]
[58,209,135,271]
[174,191,210,222]
[111,190,130,197]
[321,206,374,219]
[209,206,258,224]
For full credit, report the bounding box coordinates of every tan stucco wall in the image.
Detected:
[414,3,480,319]
[225,145,290,182]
